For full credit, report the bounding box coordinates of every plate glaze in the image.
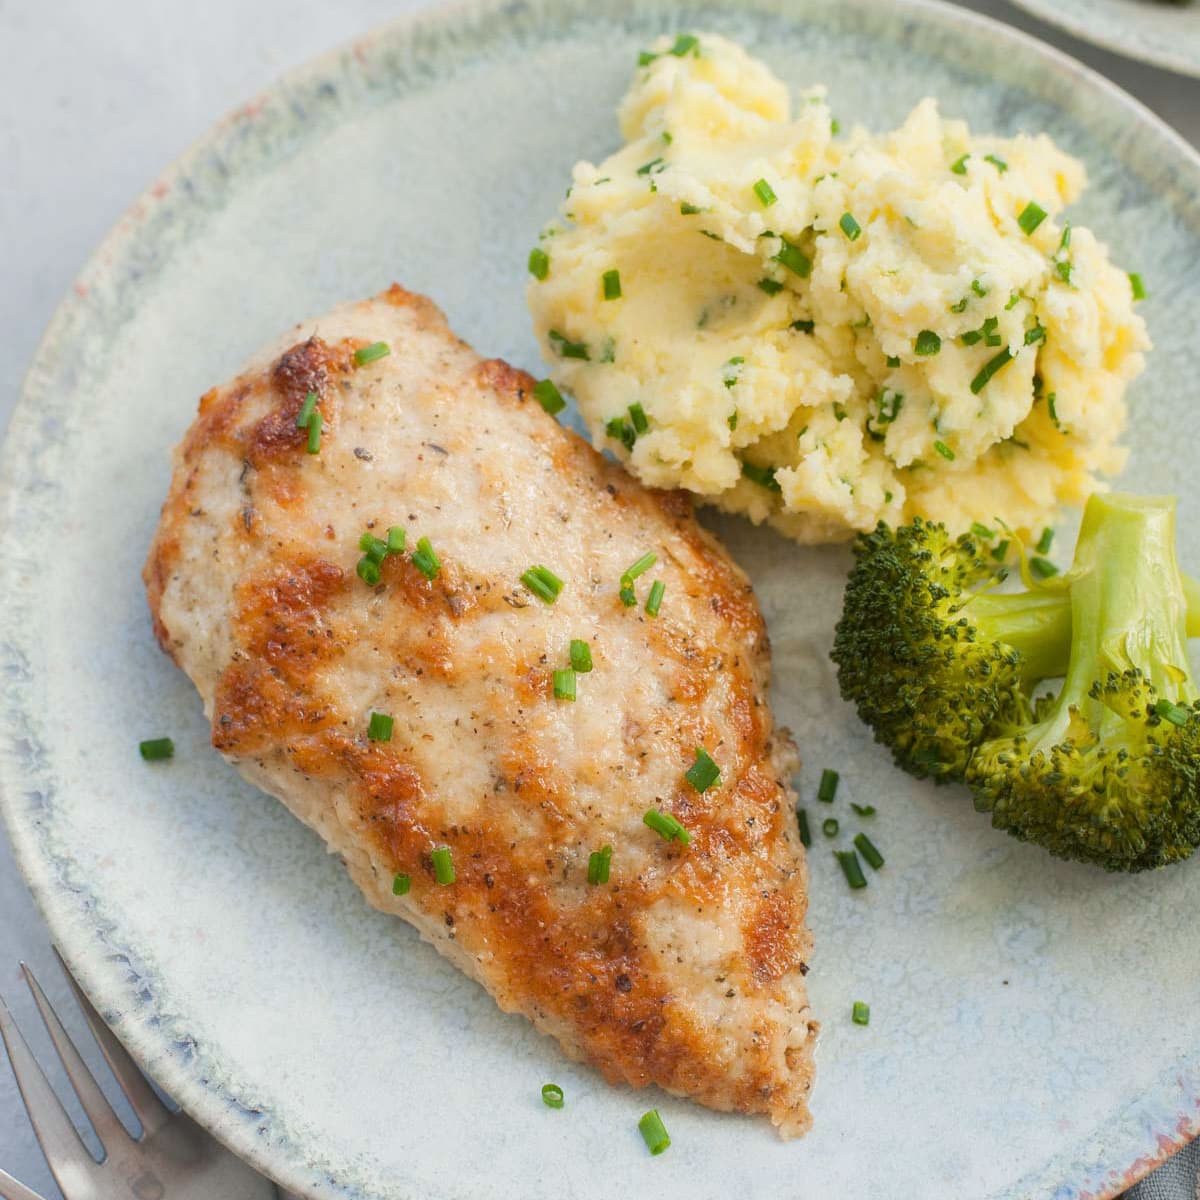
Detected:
[1010,0,1200,80]
[1,2,1199,1198]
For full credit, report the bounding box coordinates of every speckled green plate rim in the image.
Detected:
[1,1,1198,1198]
[1008,0,1200,81]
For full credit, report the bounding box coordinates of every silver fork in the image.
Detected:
[0,952,291,1200]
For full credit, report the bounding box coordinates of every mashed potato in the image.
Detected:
[526,33,1150,543]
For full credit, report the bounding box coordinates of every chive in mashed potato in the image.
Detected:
[526,33,1150,544]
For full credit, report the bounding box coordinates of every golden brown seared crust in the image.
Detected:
[145,286,817,1135]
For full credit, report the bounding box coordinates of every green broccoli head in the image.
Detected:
[831,517,1069,783]
[965,494,1200,871]
[969,672,1200,871]
[833,492,1200,873]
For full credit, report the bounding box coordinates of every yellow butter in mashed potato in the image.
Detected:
[527,33,1150,543]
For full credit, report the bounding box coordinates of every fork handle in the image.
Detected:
[0,1168,46,1200]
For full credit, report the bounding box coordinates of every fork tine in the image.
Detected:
[53,948,171,1137]
[20,964,130,1152]
[0,993,97,1182]
[0,1168,47,1200]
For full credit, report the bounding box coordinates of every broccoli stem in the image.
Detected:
[1034,494,1197,748]
[959,499,1200,688]
[1185,572,1200,639]
[963,589,1072,685]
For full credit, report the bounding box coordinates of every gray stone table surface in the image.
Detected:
[1,2,1197,1198]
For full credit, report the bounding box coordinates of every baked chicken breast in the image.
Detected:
[145,285,817,1135]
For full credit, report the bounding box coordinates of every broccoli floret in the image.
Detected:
[831,517,1071,782]
[833,493,1200,872]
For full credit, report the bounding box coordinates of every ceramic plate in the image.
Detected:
[2,1,1199,1197]
[1010,0,1200,79]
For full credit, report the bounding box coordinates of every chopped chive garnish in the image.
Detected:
[639,1109,671,1156]
[602,269,622,300]
[822,817,839,837]
[817,768,839,803]
[833,401,848,423]
[670,33,699,56]
[1036,527,1054,555]
[839,212,862,241]
[412,536,441,581]
[637,157,666,176]
[623,552,657,583]
[305,411,323,454]
[645,579,666,616]
[852,1001,871,1026]
[680,201,702,215]
[992,538,1011,562]
[360,532,390,563]
[139,737,174,761]
[353,341,390,367]
[1129,272,1147,302]
[521,564,564,604]
[367,711,394,742]
[914,330,941,356]
[1030,555,1058,579]
[971,521,994,541]
[850,803,876,817]
[984,153,1008,173]
[797,807,811,847]
[886,355,901,368]
[685,747,720,793]
[1024,322,1046,346]
[791,319,815,334]
[971,279,988,297]
[933,440,955,461]
[392,872,411,896]
[533,379,566,415]
[606,416,636,450]
[873,390,903,427]
[638,49,657,66]
[723,356,745,388]
[774,238,812,277]
[528,247,550,280]
[431,846,455,885]
[644,809,691,845]
[1017,201,1047,236]
[961,316,1001,349]
[950,154,969,175]
[570,639,593,673]
[1155,699,1191,727]
[356,557,381,586]
[742,461,781,492]
[548,330,590,360]
[587,844,613,884]
[1048,393,1061,427]
[387,526,407,554]
[541,1083,565,1109]
[950,296,970,314]
[619,583,637,607]
[757,277,784,296]
[835,849,868,889]
[553,668,577,701]
[628,402,649,434]
[296,391,318,428]
[752,178,778,207]
[970,347,1014,395]
[854,832,884,869]
[728,410,738,430]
